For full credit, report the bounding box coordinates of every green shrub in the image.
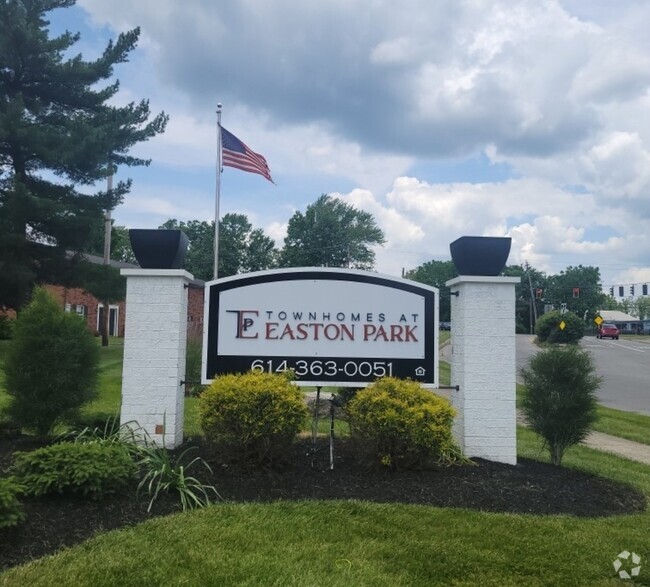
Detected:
[0,315,14,340]
[0,476,25,528]
[535,310,585,344]
[12,441,137,498]
[199,371,308,465]
[521,345,600,465]
[346,377,461,469]
[60,414,146,459]
[5,288,100,435]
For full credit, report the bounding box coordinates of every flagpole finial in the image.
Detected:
[217,102,222,112]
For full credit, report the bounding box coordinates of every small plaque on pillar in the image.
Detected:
[155,424,165,435]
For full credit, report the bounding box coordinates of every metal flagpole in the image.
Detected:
[213,103,223,280]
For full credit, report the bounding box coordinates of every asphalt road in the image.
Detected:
[516,334,650,416]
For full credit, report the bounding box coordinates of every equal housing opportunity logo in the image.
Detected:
[613,551,642,580]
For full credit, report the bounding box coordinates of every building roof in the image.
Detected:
[598,310,638,322]
[80,252,139,270]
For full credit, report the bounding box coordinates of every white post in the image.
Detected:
[445,275,520,465]
[120,268,193,448]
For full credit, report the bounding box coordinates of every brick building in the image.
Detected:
[2,253,206,339]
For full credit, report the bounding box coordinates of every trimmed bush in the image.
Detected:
[521,345,600,465]
[199,371,308,465]
[62,418,219,511]
[12,442,137,498]
[346,377,461,469]
[535,310,585,344]
[0,476,25,529]
[0,315,14,340]
[5,287,100,435]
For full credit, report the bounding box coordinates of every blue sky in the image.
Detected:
[48,0,650,292]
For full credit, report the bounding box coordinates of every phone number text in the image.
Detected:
[251,359,393,378]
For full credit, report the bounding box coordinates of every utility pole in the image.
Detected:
[101,173,113,347]
[526,262,538,332]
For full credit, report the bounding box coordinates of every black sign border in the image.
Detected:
[204,269,438,387]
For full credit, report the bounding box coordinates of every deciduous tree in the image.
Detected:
[405,260,457,322]
[544,266,606,323]
[160,214,277,281]
[280,194,385,270]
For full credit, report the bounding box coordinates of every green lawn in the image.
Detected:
[515,380,650,446]
[3,339,650,584]
[0,339,128,432]
[3,339,646,446]
[1,428,649,586]
[593,405,650,445]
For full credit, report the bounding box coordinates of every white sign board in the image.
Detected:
[202,268,439,387]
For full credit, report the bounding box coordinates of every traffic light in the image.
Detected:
[631,285,635,296]
[609,286,614,296]
[572,287,580,298]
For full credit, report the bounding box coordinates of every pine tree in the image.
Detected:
[0,0,168,308]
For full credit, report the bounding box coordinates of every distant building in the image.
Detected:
[597,310,647,334]
[1,253,205,339]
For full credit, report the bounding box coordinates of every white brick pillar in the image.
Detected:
[120,269,193,448]
[445,276,520,465]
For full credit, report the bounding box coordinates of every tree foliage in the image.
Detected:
[535,310,585,344]
[543,266,606,323]
[77,262,126,304]
[87,223,136,264]
[503,263,548,334]
[601,294,650,321]
[0,0,168,308]
[280,194,385,270]
[521,345,600,465]
[4,287,100,435]
[160,214,277,281]
[405,260,457,322]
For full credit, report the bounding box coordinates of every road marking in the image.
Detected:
[600,340,645,353]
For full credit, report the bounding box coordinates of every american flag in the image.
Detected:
[221,126,274,183]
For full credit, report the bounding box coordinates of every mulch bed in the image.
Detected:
[0,433,646,572]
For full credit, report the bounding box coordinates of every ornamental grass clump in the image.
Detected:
[199,371,308,465]
[521,345,600,466]
[137,445,220,512]
[346,377,461,470]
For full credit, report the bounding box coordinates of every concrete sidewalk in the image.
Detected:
[583,431,650,466]
[516,410,650,466]
[306,346,650,467]
[442,340,650,464]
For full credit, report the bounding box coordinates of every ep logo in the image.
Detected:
[226,310,259,339]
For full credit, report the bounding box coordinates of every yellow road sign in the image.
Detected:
[559,320,566,330]
[594,315,603,326]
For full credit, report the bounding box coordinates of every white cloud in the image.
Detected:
[332,177,649,282]
[70,0,650,285]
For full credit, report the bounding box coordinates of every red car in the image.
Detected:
[597,323,620,340]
